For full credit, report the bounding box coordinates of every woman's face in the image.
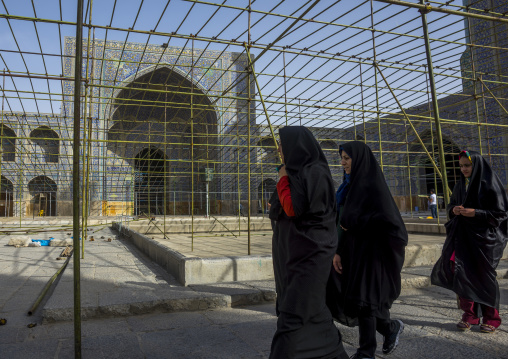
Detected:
[341,150,352,174]
[277,141,284,163]
[459,156,473,178]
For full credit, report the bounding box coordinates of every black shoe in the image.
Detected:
[349,353,374,359]
[382,319,404,355]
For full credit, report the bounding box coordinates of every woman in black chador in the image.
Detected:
[431,150,508,333]
[269,126,348,359]
[330,141,407,359]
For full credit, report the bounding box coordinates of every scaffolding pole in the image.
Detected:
[420,0,450,208]
[72,0,84,356]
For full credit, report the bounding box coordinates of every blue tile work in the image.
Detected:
[1,38,253,214]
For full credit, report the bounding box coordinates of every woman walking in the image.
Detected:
[331,141,408,359]
[431,150,508,333]
[269,126,348,359]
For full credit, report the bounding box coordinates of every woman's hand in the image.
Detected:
[333,254,342,274]
[278,165,287,179]
[459,207,475,217]
[452,205,463,215]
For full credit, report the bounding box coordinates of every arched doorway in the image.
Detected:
[257,179,277,214]
[28,176,57,216]
[0,176,14,217]
[410,134,461,208]
[30,126,59,163]
[1,124,16,162]
[134,148,168,216]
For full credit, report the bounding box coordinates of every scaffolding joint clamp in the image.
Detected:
[418,4,432,15]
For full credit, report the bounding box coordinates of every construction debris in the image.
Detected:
[57,246,73,260]
[7,236,30,247]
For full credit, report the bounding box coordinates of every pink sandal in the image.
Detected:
[456,320,471,331]
[480,324,496,334]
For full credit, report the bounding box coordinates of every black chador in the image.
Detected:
[431,151,508,310]
[327,141,408,322]
[269,126,347,359]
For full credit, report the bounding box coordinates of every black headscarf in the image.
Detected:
[431,150,508,309]
[458,150,508,216]
[269,126,347,359]
[280,126,336,218]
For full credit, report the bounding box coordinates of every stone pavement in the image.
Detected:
[1,224,507,358]
[1,283,507,358]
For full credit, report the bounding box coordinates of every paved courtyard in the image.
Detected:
[1,283,507,358]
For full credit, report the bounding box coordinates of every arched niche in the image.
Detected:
[1,124,16,162]
[106,66,219,204]
[28,175,57,216]
[30,126,59,163]
[0,175,14,217]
